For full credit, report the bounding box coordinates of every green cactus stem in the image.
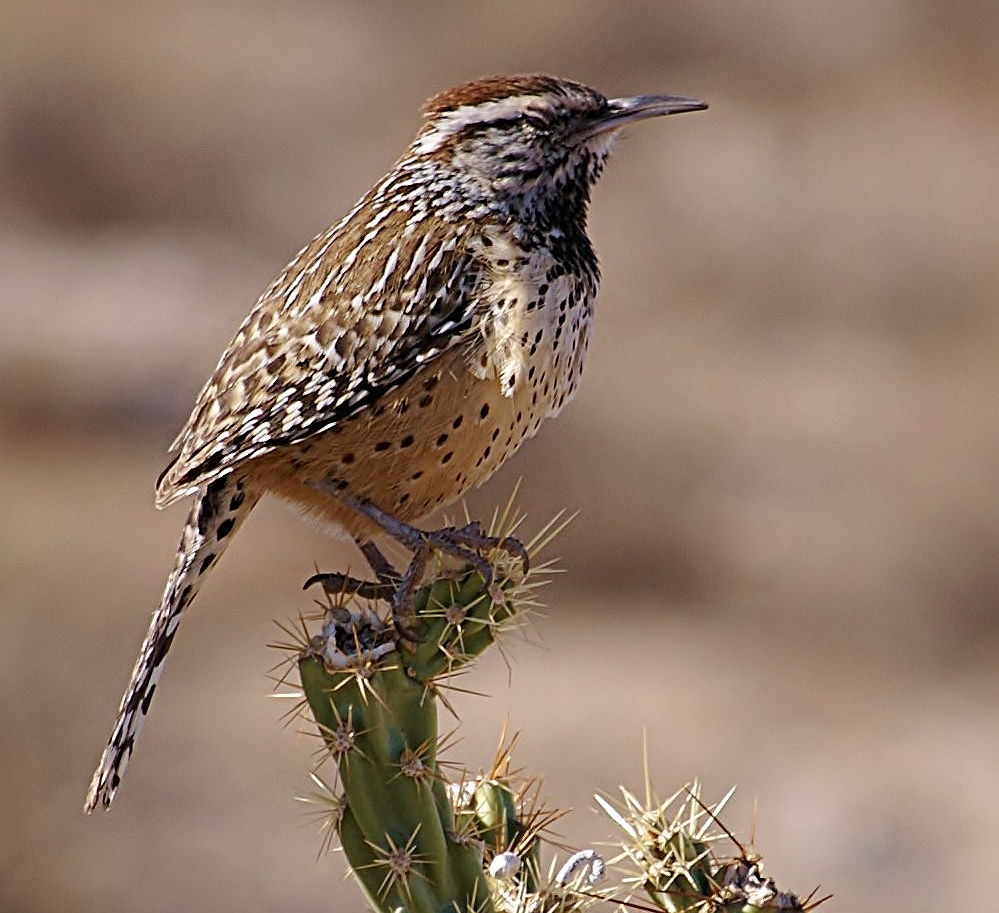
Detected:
[287,504,812,913]
[596,783,813,913]
[297,532,540,913]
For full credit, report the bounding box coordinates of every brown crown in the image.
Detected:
[421,74,591,117]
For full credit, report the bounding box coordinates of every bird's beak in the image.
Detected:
[577,93,708,140]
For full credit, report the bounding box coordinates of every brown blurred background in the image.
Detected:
[2,2,998,910]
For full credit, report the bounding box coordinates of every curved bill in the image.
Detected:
[577,93,708,139]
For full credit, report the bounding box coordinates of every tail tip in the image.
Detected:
[83,765,118,814]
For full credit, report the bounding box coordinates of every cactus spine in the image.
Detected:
[290,511,811,913]
[298,543,539,913]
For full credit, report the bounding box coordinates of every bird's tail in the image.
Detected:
[85,474,259,813]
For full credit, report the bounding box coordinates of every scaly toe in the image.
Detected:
[304,571,396,603]
[498,535,530,573]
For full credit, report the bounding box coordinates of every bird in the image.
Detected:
[85,74,706,813]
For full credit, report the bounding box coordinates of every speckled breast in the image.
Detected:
[264,242,596,529]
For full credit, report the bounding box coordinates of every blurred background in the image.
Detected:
[2,1,998,910]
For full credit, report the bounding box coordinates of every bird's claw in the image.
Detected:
[304,571,397,603]
[388,523,529,640]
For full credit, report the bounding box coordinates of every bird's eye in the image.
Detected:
[523,113,548,131]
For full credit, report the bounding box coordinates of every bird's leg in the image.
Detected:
[307,483,528,628]
[334,492,530,620]
[356,538,400,587]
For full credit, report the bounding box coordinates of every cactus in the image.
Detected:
[596,779,819,912]
[285,503,815,913]
[296,563,517,913]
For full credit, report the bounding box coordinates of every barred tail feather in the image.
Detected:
[85,474,259,812]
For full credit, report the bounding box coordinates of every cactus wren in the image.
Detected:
[85,74,706,812]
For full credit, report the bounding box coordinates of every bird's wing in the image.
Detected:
[156,205,486,506]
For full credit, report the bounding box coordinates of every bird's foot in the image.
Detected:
[387,521,528,632]
[306,485,530,644]
[303,571,397,603]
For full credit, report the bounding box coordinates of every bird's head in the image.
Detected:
[410,74,706,222]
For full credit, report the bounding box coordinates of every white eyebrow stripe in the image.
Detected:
[411,95,549,155]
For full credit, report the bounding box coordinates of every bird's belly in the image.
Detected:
[256,346,556,535]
